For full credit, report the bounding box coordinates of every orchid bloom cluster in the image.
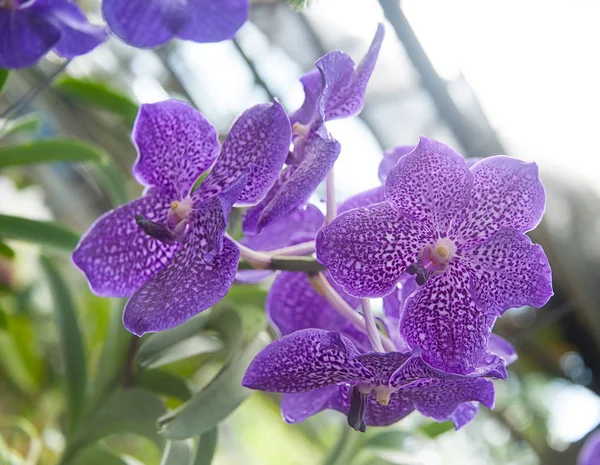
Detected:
[73,24,553,433]
[0,0,249,68]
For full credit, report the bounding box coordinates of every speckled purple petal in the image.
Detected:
[463,227,553,316]
[103,0,187,48]
[234,269,273,284]
[281,385,339,423]
[252,124,340,232]
[266,271,359,336]
[122,236,239,336]
[132,100,219,198]
[242,204,323,252]
[451,156,546,249]
[196,102,291,205]
[0,7,60,69]
[41,0,107,58]
[400,263,496,374]
[385,136,473,236]
[289,70,323,126]
[488,334,517,366]
[242,329,373,393]
[317,202,431,298]
[338,187,385,215]
[382,274,418,322]
[354,352,411,385]
[72,188,177,298]
[579,430,600,465]
[450,402,479,430]
[177,0,248,43]
[317,24,384,120]
[378,145,414,183]
[390,357,495,423]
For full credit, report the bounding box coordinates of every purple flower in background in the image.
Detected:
[242,24,385,234]
[102,0,248,48]
[0,0,107,69]
[317,137,553,373]
[579,430,600,465]
[73,99,290,335]
[243,328,513,431]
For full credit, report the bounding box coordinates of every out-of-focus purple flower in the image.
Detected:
[102,0,248,48]
[73,99,290,335]
[0,0,107,69]
[242,24,385,234]
[243,328,510,431]
[579,430,600,465]
[317,137,553,373]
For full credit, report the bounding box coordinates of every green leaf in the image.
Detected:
[0,306,7,331]
[160,440,193,465]
[41,256,87,433]
[67,388,166,462]
[191,428,218,465]
[55,77,139,126]
[0,215,79,252]
[71,446,127,465]
[91,162,129,207]
[158,335,266,439]
[322,426,365,465]
[0,113,41,142]
[364,430,409,451]
[88,299,131,410]
[288,0,313,11]
[0,241,14,259]
[419,420,454,438]
[0,69,8,94]
[0,139,107,169]
[135,311,219,369]
[137,370,192,401]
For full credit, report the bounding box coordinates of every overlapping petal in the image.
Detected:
[289,70,323,126]
[249,124,340,232]
[42,0,107,58]
[400,263,496,374]
[72,187,177,298]
[317,202,431,298]
[579,430,600,465]
[132,100,220,198]
[452,156,546,249]
[450,402,479,430]
[385,136,473,235]
[318,24,384,120]
[378,145,414,183]
[0,7,60,69]
[463,227,553,316]
[266,272,358,336]
[242,329,372,393]
[487,334,517,366]
[177,0,248,43]
[281,385,339,424]
[122,234,239,336]
[197,102,291,205]
[338,186,385,215]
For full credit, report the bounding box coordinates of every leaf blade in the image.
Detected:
[0,139,107,169]
[0,215,79,252]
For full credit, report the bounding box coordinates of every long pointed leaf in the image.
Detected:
[0,139,107,168]
[191,429,218,465]
[0,215,79,251]
[41,256,87,434]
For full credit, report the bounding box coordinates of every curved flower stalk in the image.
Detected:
[242,23,385,234]
[102,0,249,48]
[73,99,291,335]
[0,0,107,69]
[317,137,553,374]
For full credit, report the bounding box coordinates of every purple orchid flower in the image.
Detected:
[102,0,248,48]
[73,99,291,335]
[579,430,600,465]
[243,328,514,431]
[0,0,107,69]
[242,24,385,235]
[317,137,553,374]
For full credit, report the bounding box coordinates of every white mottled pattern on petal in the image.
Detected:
[132,100,219,198]
[196,102,291,205]
[122,236,239,336]
[400,263,496,374]
[451,156,546,249]
[317,202,431,298]
[72,187,177,298]
[462,227,553,316]
[385,136,473,236]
